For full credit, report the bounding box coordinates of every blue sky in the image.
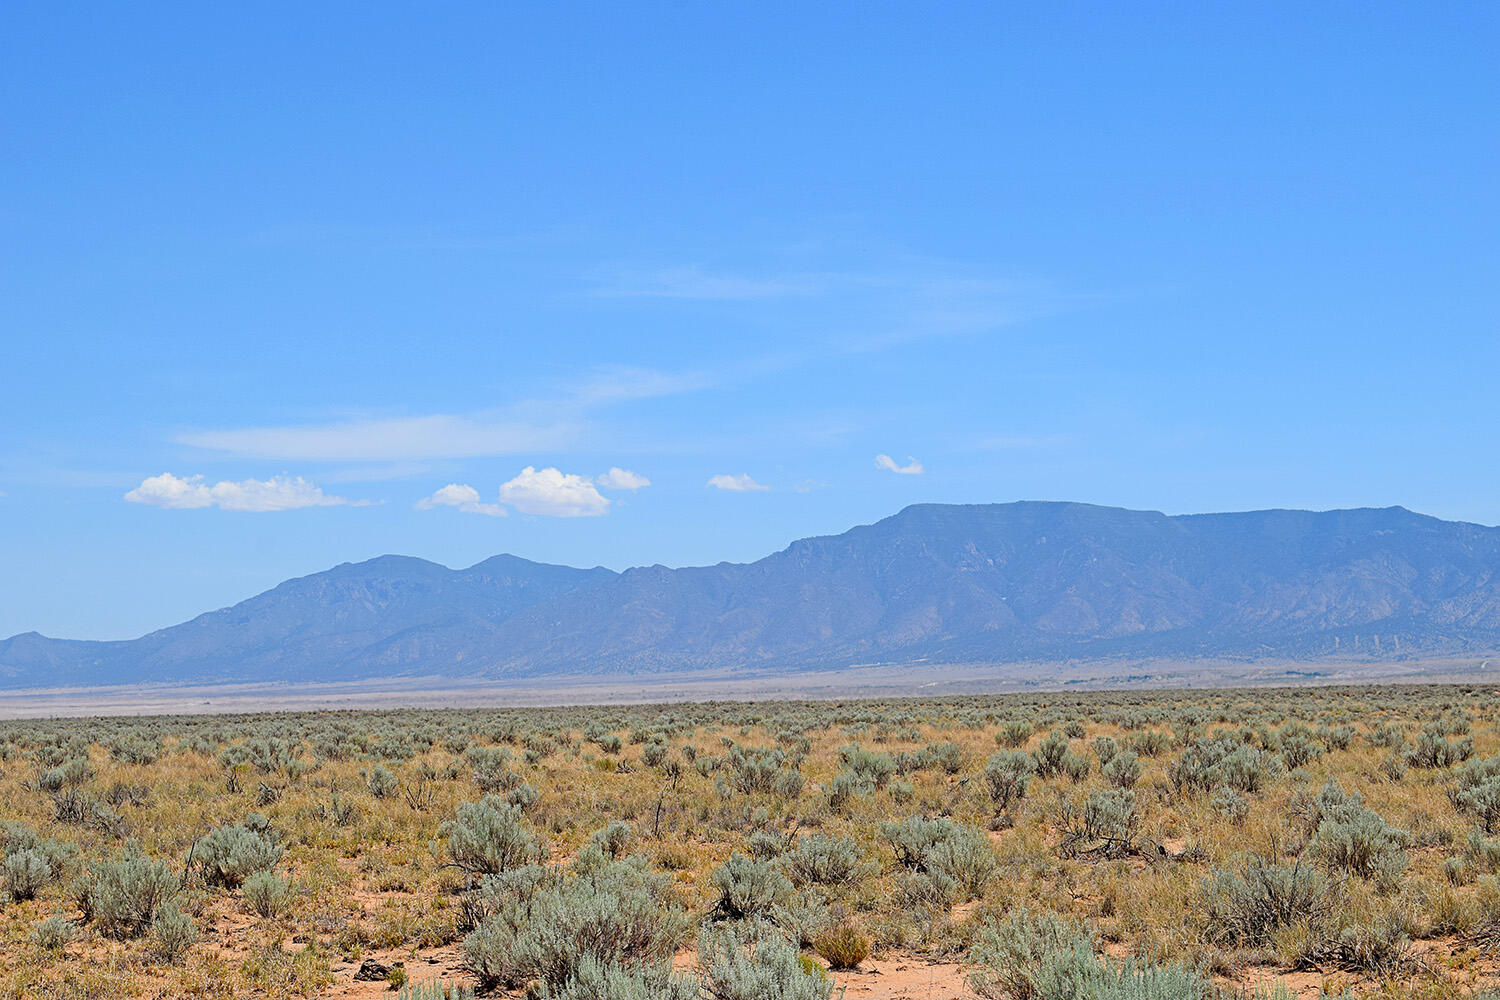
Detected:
[2,3,1496,640]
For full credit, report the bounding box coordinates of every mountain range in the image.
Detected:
[4,501,1500,690]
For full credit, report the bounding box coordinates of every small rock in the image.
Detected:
[353,959,391,981]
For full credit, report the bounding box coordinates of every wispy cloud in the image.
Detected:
[708,473,770,492]
[498,466,611,517]
[415,483,507,517]
[875,454,925,475]
[174,368,706,464]
[591,266,825,300]
[176,414,576,463]
[124,473,369,512]
[168,255,1068,467]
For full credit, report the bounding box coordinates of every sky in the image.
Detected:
[2,3,1496,640]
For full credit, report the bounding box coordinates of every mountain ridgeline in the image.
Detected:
[4,502,1499,689]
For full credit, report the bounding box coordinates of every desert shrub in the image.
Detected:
[813,924,869,970]
[880,815,993,897]
[711,853,793,921]
[1308,785,1410,884]
[1211,787,1249,823]
[781,834,864,887]
[772,890,831,948]
[748,831,785,860]
[462,856,684,991]
[464,864,556,926]
[1280,734,1323,770]
[466,746,519,793]
[927,829,997,899]
[641,742,669,768]
[893,867,959,912]
[968,907,1212,1000]
[771,769,804,799]
[1216,745,1282,793]
[150,899,198,962]
[726,747,794,795]
[85,848,180,939]
[541,956,698,1000]
[2,821,76,876]
[242,870,294,918]
[1407,728,1474,769]
[110,736,161,765]
[1101,750,1142,789]
[1450,756,1500,833]
[445,797,544,875]
[38,757,92,792]
[1092,736,1119,766]
[396,979,476,1000]
[826,771,858,812]
[1132,730,1172,756]
[923,741,966,775]
[1062,752,1092,782]
[365,764,399,799]
[837,744,896,790]
[699,923,834,1000]
[983,751,1035,810]
[1200,857,1330,945]
[1321,725,1356,751]
[1296,911,1414,974]
[4,848,53,900]
[996,721,1033,748]
[30,914,77,951]
[1062,790,1138,857]
[195,819,283,888]
[1444,855,1474,885]
[1466,828,1500,873]
[507,782,541,811]
[589,821,634,860]
[1032,730,1072,778]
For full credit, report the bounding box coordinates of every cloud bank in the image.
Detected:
[416,466,651,518]
[125,473,365,512]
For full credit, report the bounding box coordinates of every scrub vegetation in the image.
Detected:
[2,684,1500,998]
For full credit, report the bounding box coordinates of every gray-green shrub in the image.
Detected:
[194,819,283,888]
[85,848,180,939]
[445,797,544,875]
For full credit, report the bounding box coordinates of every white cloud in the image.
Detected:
[875,454,925,475]
[707,473,770,492]
[415,483,507,517]
[596,467,651,490]
[498,466,610,517]
[124,473,365,512]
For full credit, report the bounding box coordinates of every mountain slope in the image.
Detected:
[466,502,1500,674]
[4,502,1500,688]
[0,554,616,687]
